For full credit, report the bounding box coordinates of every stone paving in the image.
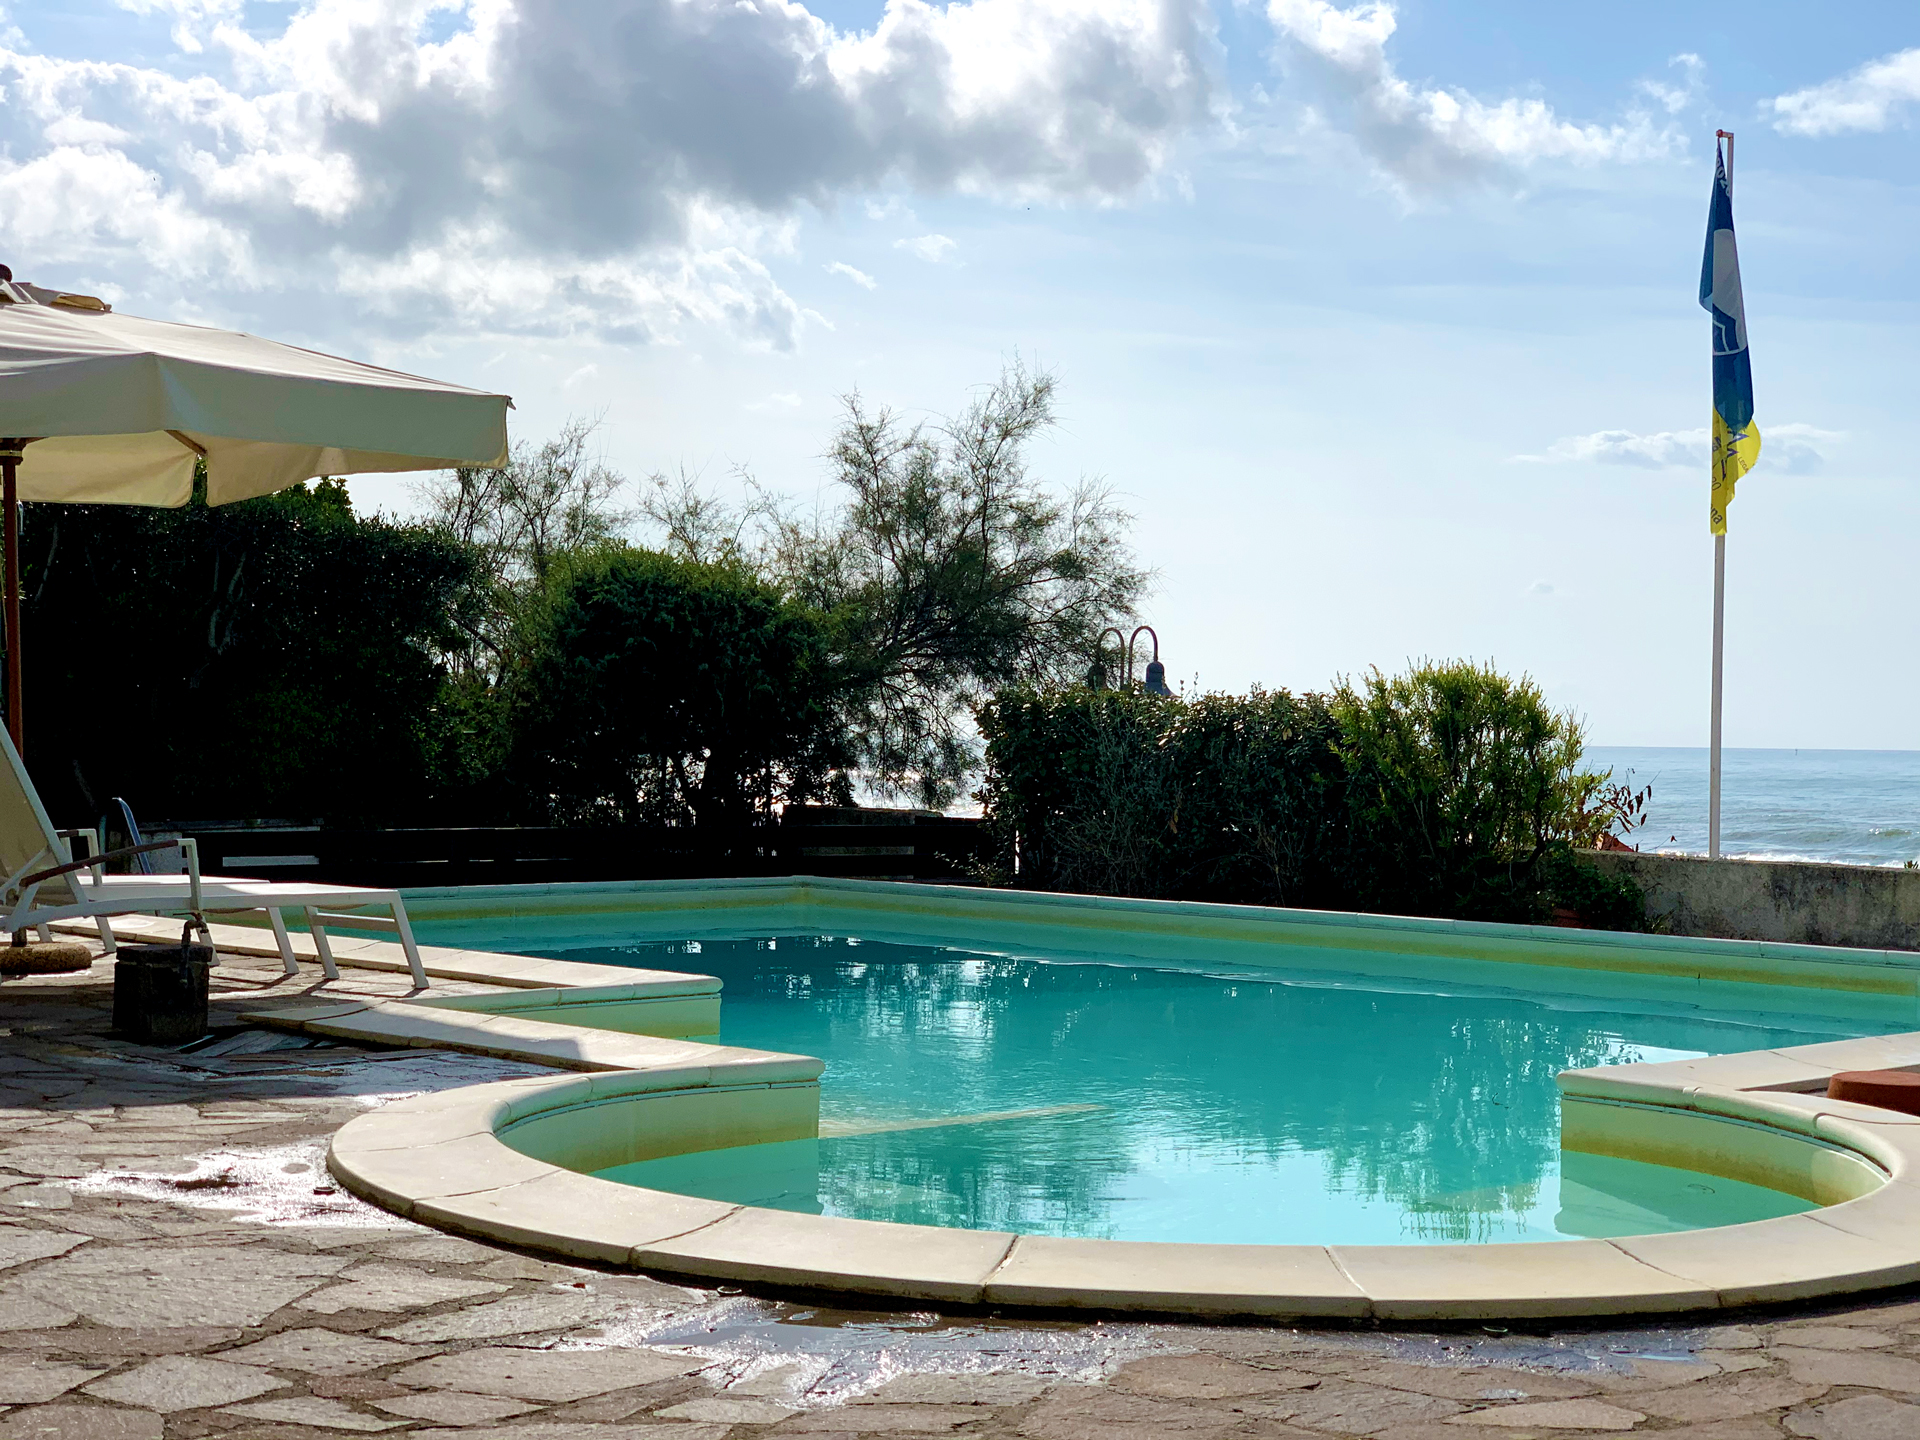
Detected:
[4,950,1920,1439]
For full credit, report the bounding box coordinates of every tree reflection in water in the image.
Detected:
[573,936,1895,1245]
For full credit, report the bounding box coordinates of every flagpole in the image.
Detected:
[1709,130,1733,861]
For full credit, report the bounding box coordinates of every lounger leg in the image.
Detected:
[391,902,428,990]
[35,924,51,943]
[94,917,116,955]
[303,908,340,981]
[266,908,301,977]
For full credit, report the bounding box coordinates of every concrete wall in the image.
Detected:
[1584,850,1920,951]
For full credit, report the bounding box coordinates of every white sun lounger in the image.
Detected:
[0,729,428,988]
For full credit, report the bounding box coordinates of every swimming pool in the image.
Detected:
[317,878,1920,1318]
[412,915,1909,1247]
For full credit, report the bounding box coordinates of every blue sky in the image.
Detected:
[4,0,1920,748]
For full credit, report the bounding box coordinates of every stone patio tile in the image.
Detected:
[0,1327,242,1357]
[218,1326,430,1375]
[390,1345,700,1402]
[311,1376,415,1401]
[1785,1394,1920,1439]
[1634,1373,1829,1423]
[776,1405,976,1432]
[223,1395,405,1430]
[1773,1346,1920,1393]
[409,1425,729,1440]
[1264,1381,1465,1435]
[83,1354,284,1412]
[1840,1301,1920,1326]
[0,1359,104,1403]
[538,1381,713,1424]
[0,1404,162,1439]
[0,1184,73,1210]
[1110,1354,1321,1399]
[0,1228,89,1269]
[371,1390,546,1424]
[657,1395,800,1422]
[375,1235,503,1264]
[12,1243,347,1326]
[1769,1325,1896,1351]
[293,1261,509,1313]
[1017,1387,1243,1439]
[1638,1423,1783,1440]
[860,1373,1051,1405]
[0,1290,78,1330]
[1335,1362,1599,1403]
[472,1254,606,1283]
[1700,1350,1775,1376]
[729,1362,809,1398]
[377,1288,631,1342]
[1444,1398,1646,1429]
[28,1214,146,1242]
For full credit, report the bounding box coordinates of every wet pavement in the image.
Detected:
[2,948,1918,1438]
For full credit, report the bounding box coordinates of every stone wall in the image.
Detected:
[1582,850,1920,951]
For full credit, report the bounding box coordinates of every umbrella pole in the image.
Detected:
[1,441,19,756]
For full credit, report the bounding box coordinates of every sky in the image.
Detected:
[3,1,1920,748]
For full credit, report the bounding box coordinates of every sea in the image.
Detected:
[1585,747,1920,868]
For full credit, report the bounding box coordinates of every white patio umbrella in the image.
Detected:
[0,271,511,753]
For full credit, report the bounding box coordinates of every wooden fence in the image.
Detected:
[148,814,992,889]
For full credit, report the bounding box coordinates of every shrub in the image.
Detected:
[978,660,1645,927]
[511,549,849,826]
[977,685,1348,907]
[21,478,476,826]
[1333,661,1587,921]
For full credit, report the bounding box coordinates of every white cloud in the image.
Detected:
[1515,427,1708,469]
[111,0,244,54]
[1263,0,1678,193]
[745,391,803,412]
[1512,423,1845,475]
[0,0,1222,350]
[824,260,877,289]
[1639,53,1704,116]
[1769,49,1920,136]
[895,234,958,263]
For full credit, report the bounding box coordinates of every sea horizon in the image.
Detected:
[1584,745,1920,868]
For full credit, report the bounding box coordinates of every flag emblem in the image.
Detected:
[1699,140,1759,534]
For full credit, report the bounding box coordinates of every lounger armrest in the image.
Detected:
[22,839,186,887]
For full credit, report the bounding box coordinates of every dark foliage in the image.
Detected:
[978,662,1647,927]
[18,477,477,827]
[512,549,850,827]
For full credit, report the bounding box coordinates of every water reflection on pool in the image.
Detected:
[520,935,1892,1245]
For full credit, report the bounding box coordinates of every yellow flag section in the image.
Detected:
[1709,413,1760,537]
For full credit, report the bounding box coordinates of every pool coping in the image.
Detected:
[298,877,1920,1320]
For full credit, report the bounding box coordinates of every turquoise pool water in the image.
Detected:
[475,930,1907,1245]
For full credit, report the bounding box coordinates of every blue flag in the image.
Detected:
[1699,140,1759,535]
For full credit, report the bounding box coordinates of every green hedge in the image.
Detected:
[976,661,1643,927]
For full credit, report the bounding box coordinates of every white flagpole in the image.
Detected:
[1709,130,1733,860]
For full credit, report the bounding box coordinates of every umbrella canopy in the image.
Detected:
[0,273,512,752]
[0,278,510,503]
